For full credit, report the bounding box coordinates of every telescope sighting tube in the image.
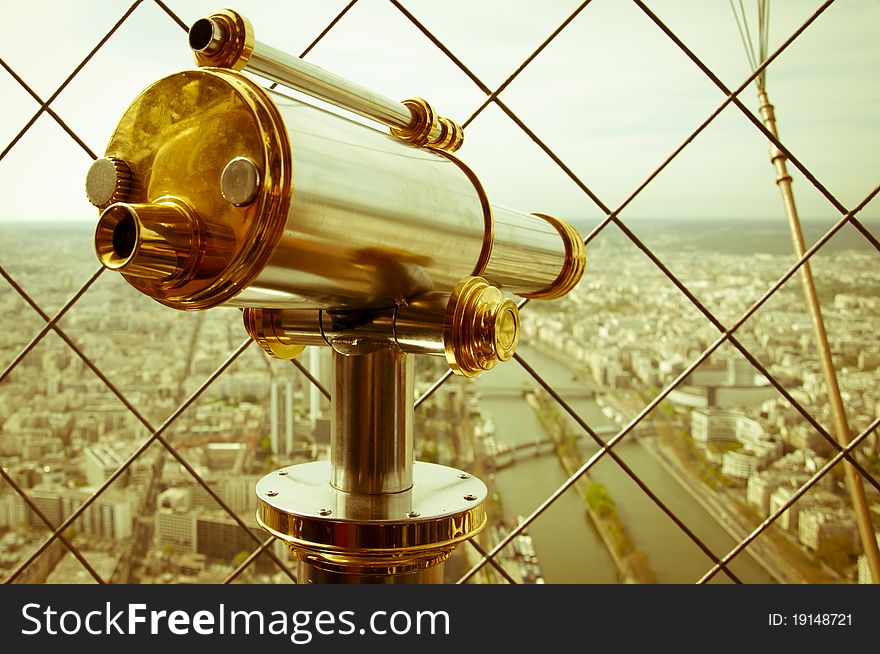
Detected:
[187,10,460,151]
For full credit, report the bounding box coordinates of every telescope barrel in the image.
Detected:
[91,68,584,312]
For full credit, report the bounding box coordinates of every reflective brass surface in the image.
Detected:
[90,12,587,585]
[220,156,261,206]
[242,307,306,360]
[242,292,451,359]
[98,68,292,310]
[256,460,487,577]
[517,212,588,299]
[189,11,254,70]
[444,277,520,377]
[432,148,494,277]
[94,67,583,311]
[191,12,463,153]
[234,89,487,309]
[296,561,444,584]
[94,201,195,280]
[390,97,464,153]
[484,208,586,297]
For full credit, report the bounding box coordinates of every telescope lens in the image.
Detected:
[95,204,138,269]
[112,212,136,259]
[189,18,218,52]
[496,308,517,352]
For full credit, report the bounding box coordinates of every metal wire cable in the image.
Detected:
[405,0,833,407]
[152,0,188,32]
[466,537,518,584]
[633,0,847,216]
[0,0,876,587]
[0,266,103,384]
[461,0,595,129]
[386,0,875,582]
[268,0,359,92]
[223,537,276,584]
[390,0,612,214]
[0,0,368,585]
[0,0,144,163]
[3,339,264,583]
[152,431,297,583]
[0,467,106,584]
[291,358,331,400]
[607,216,880,491]
[579,0,832,251]
[514,353,743,582]
[0,57,97,160]
[457,183,879,583]
[699,415,880,583]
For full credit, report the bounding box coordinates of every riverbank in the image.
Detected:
[527,390,656,583]
[639,434,786,583]
[642,430,839,583]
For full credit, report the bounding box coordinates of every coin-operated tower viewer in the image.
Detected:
[86,9,586,584]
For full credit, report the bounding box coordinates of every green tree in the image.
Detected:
[585,483,616,518]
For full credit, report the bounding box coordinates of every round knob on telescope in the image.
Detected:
[444,276,520,377]
[243,307,306,360]
[221,157,261,206]
[86,157,132,209]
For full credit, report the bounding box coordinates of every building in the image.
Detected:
[0,493,28,528]
[747,472,786,516]
[721,450,761,480]
[798,506,859,557]
[691,409,763,443]
[27,487,63,529]
[45,550,123,584]
[15,485,133,540]
[195,512,267,568]
[268,379,297,455]
[671,357,776,409]
[59,489,134,541]
[284,379,294,454]
[204,443,246,471]
[690,409,781,478]
[158,487,192,510]
[83,444,127,488]
[221,475,260,515]
[155,508,198,554]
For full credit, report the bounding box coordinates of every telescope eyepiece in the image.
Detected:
[188,17,225,55]
[95,201,196,281]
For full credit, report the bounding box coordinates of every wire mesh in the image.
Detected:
[0,0,877,585]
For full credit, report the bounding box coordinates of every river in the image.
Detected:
[471,344,774,584]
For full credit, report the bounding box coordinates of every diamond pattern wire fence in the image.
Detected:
[0,0,877,585]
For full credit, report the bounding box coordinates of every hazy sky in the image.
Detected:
[0,0,878,225]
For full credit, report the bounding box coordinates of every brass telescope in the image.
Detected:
[87,9,586,583]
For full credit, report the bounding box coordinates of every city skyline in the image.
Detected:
[1,224,877,583]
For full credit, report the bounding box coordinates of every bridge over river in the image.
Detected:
[479,386,596,399]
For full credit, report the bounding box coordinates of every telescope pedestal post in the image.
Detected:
[256,347,487,584]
